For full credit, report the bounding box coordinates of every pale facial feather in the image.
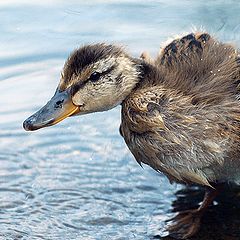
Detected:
[59,55,140,113]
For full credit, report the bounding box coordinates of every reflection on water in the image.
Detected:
[159,186,240,240]
[0,1,240,239]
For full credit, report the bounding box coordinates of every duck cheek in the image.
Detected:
[72,91,86,107]
[72,92,98,113]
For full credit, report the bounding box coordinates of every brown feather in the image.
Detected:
[121,32,240,186]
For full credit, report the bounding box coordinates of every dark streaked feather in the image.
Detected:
[121,32,240,186]
[62,43,124,88]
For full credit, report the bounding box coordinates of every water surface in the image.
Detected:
[1,1,240,239]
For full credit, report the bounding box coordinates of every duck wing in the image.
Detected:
[155,32,240,103]
[158,32,212,67]
[122,33,240,186]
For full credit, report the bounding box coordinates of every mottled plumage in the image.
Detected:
[23,32,240,239]
[122,33,240,187]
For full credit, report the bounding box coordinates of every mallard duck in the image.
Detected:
[23,32,240,239]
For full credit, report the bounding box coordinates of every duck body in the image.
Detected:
[121,33,240,187]
[23,32,240,239]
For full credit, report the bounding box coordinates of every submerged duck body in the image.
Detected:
[23,32,240,239]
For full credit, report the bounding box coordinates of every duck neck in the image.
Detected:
[131,58,159,91]
[120,58,160,106]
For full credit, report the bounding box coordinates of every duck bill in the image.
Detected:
[23,89,79,131]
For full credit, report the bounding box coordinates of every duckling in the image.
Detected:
[23,32,240,239]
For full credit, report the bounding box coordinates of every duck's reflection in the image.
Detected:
[156,184,240,240]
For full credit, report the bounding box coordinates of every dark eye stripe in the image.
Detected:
[101,65,116,76]
[89,65,116,80]
[71,65,116,95]
[88,65,116,83]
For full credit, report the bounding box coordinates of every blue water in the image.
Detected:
[1,1,240,239]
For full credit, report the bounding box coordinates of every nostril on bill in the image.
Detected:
[55,99,64,108]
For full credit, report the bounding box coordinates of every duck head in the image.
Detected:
[23,44,141,131]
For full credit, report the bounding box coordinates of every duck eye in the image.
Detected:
[89,72,101,82]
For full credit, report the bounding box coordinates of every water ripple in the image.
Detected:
[1,1,240,239]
